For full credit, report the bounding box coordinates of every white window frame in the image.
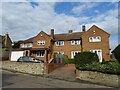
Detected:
[22,43,25,48]
[36,51,44,57]
[71,51,80,58]
[71,40,81,45]
[56,41,64,46]
[89,36,101,42]
[37,40,45,45]
[27,43,33,47]
[90,49,102,62]
[22,43,33,48]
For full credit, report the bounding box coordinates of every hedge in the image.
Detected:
[74,52,99,66]
[64,58,75,64]
[76,60,120,75]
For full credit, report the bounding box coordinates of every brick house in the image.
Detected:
[19,25,110,62]
[0,33,12,50]
[0,33,12,61]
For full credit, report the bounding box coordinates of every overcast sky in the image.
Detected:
[1,0,119,52]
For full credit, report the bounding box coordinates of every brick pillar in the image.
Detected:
[75,69,80,78]
[44,50,48,63]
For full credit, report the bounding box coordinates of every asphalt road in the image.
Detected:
[1,70,116,89]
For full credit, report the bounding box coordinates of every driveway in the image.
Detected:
[2,70,115,89]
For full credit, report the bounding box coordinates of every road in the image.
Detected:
[2,70,115,88]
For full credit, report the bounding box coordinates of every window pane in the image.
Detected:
[56,41,64,46]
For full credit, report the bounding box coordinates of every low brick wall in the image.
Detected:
[0,51,9,61]
[2,61,44,75]
[45,63,65,74]
[76,69,119,87]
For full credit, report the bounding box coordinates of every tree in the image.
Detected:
[112,44,120,63]
[12,41,20,48]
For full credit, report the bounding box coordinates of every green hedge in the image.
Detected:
[64,58,75,64]
[64,51,120,75]
[74,52,99,66]
[76,60,120,75]
[112,44,120,63]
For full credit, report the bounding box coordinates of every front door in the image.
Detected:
[25,50,29,56]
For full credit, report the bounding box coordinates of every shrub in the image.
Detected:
[99,61,120,74]
[76,60,120,75]
[74,52,99,66]
[64,58,75,64]
[2,48,9,51]
[112,44,120,63]
[12,41,20,48]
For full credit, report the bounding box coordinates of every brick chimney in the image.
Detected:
[51,29,54,38]
[5,32,9,48]
[82,25,86,32]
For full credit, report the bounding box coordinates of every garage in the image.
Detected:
[11,51,24,61]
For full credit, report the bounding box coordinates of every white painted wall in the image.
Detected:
[11,51,24,61]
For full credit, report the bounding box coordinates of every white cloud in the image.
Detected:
[1,2,118,51]
[85,7,118,51]
[94,10,99,14]
[72,2,99,14]
[2,2,87,40]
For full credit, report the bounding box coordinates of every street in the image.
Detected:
[2,70,115,88]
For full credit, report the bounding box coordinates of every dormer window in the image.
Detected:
[22,43,32,48]
[28,43,32,47]
[37,40,45,45]
[89,36,101,42]
[56,41,64,46]
[71,40,81,45]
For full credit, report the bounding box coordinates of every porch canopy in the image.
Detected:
[21,47,50,62]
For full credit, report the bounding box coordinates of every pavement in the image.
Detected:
[2,70,117,89]
[45,64,76,81]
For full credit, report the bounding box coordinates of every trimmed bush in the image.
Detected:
[99,61,120,74]
[76,60,120,75]
[74,52,99,66]
[112,44,120,63]
[64,58,75,64]
[74,51,120,75]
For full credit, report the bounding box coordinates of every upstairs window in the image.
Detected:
[56,41,64,46]
[89,36,101,42]
[22,43,25,48]
[37,40,45,45]
[57,51,64,55]
[27,43,33,47]
[22,43,32,48]
[71,40,81,45]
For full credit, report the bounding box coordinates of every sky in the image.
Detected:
[0,1,119,52]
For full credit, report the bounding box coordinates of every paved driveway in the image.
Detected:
[2,70,115,89]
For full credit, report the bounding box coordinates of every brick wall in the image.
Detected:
[32,31,51,48]
[19,25,110,61]
[53,41,82,58]
[82,26,110,61]
[45,63,65,74]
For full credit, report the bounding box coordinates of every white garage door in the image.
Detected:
[11,51,24,61]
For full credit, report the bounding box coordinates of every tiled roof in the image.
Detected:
[21,32,83,43]
[22,36,35,43]
[54,32,83,41]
